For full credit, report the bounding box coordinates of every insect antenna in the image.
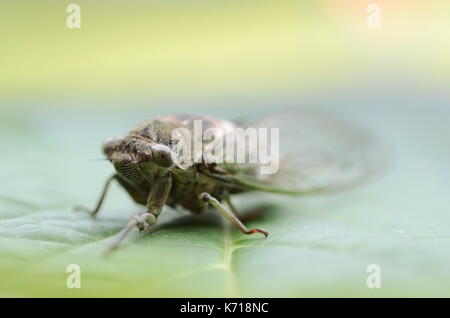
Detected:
[87,158,109,162]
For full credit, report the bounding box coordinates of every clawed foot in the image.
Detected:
[245,228,269,238]
[136,221,154,233]
[133,212,156,234]
[103,212,158,256]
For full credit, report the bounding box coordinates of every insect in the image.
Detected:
[75,112,383,254]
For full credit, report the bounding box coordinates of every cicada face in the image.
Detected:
[102,136,175,185]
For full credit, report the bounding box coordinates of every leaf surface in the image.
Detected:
[1,107,449,297]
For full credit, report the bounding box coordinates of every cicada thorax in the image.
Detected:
[129,113,234,149]
[127,114,237,170]
[104,114,253,212]
[127,118,179,146]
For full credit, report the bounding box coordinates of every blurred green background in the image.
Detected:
[1,0,449,103]
[0,0,449,297]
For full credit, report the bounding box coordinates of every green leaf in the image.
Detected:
[1,107,449,297]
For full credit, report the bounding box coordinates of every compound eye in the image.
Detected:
[151,145,174,168]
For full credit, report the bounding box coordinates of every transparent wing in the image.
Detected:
[213,110,386,195]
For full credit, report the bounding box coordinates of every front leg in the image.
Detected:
[74,174,118,217]
[104,174,172,255]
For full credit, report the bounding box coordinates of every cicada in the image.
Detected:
[75,112,383,253]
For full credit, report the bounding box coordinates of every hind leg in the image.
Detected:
[201,193,268,237]
[224,195,263,222]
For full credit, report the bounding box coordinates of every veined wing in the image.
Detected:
[207,110,386,195]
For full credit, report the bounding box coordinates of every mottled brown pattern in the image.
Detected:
[104,114,247,214]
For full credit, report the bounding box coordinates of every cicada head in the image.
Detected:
[102,136,175,184]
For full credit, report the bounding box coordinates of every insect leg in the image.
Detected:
[224,194,262,222]
[200,192,268,237]
[103,212,157,255]
[74,174,117,218]
[104,174,172,255]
